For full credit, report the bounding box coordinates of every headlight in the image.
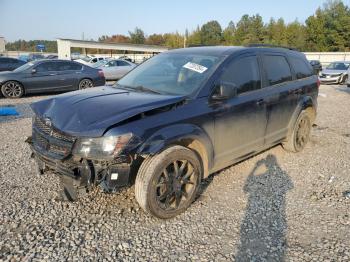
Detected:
[72,133,134,159]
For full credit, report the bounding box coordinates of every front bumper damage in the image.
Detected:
[27,134,134,201]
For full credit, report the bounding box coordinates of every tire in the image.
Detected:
[341,75,348,85]
[283,111,312,152]
[1,81,24,98]
[78,79,94,90]
[135,145,202,219]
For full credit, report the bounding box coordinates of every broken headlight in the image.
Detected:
[72,133,134,160]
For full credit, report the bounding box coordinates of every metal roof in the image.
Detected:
[57,38,168,53]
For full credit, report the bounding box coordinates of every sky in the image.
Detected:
[0,0,349,42]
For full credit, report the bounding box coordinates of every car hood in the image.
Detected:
[30,86,185,137]
[321,69,347,75]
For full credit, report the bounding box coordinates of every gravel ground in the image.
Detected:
[0,85,349,261]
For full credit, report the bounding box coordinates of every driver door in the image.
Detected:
[211,54,268,167]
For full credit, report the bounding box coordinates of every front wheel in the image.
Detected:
[283,111,312,152]
[1,81,24,98]
[135,146,202,219]
[78,79,94,90]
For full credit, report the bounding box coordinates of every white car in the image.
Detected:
[75,56,106,66]
[93,59,136,80]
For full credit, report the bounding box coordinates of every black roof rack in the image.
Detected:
[246,43,298,51]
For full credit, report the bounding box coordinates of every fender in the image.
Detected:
[137,123,214,178]
[287,95,317,133]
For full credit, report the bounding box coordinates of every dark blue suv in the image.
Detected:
[29,46,318,218]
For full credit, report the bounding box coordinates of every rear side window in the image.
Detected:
[57,62,82,71]
[220,56,261,95]
[263,55,292,86]
[289,57,313,79]
[117,60,130,66]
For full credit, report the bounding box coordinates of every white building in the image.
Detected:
[0,37,5,53]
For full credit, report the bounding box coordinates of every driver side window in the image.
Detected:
[219,56,261,95]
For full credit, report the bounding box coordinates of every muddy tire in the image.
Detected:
[135,145,202,219]
[1,81,24,98]
[78,79,94,90]
[283,111,312,152]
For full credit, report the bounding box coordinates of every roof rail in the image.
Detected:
[246,43,298,51]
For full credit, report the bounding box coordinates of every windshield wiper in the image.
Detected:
[132,85,162,94]
[115,84,161,94]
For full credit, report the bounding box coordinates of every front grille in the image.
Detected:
[32,116,76,159]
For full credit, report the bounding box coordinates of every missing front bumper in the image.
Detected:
[27,136,133,201]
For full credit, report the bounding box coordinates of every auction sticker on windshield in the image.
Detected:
[183,62,208,73]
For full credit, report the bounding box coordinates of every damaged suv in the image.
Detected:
[29,46,318,218]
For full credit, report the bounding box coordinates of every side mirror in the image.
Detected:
[31,69,37,74]
[211,81,237,100]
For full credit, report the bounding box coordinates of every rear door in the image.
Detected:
[55,61,83,90]
[212,54,267,166]
[261,53,299,145]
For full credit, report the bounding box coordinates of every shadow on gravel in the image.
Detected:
[235,154,293,261]
[335,86,350,95]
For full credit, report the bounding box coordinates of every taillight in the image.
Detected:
[317,77,320,88]
[98,70,104,78]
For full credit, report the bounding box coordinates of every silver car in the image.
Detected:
[319,61,349,85]
[93,59,136,80]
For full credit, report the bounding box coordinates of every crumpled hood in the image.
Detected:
[30,86,185,137]
[321,69,347,75]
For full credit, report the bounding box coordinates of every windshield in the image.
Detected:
[91,59,109,68]
[13,62,34,72]
[326,62,350,70]
[81,56,92,62]
[117,53,221,95]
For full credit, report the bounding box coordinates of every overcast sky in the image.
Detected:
[1,0,349,42]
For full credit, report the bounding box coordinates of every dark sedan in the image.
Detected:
[0,60,105,98]
[0,57,26,72]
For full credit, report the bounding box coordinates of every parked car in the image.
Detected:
[27,53,45,62]
[319,61,349,84]
[46,54,58,59]
[0,57,26,72]
[28,46,318,218]
[92,59,136,80]
[0,59,105,98]
[18,55,29,62]
[118,56,133,63]
[309,60,322,74]
[75,56,106,66]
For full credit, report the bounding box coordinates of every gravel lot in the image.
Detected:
[0,85,349,261]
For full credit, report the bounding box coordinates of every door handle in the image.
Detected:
[256,99,265,106]
[49,73,57,76]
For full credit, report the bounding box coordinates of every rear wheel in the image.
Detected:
[1,81,24,98]
[78,79,93,90]
[135,146,202,219]
[283,111,312,152]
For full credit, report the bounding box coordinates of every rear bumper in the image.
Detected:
[94,78,106,87]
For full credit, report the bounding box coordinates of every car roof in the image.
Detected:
[165,46,303,57]
[30,59,78,64]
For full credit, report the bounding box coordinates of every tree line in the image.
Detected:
[6,0,350,53]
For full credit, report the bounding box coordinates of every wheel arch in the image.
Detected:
[288,95,317,133]
[136,124,214,178]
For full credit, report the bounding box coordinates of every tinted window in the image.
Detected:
[263,55,292,86]
[0,58,11,63]
[290,57,313,79]
[106,60,118,67]
[117,60,130,66]
[220,56,261,95]
[57,62,82,71]
[35,62,58,72]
